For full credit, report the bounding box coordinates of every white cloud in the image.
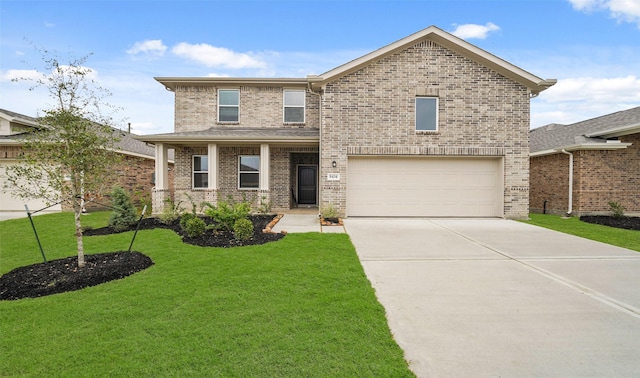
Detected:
[569,0,640,27]
[172,42,266,69]
[1,69,44,82]
[450,22,500,39]
[126,40,167,56]
[531,75,640,127]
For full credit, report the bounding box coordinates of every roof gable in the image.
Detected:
[311,25,556,95]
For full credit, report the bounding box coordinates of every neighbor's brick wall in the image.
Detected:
[81,155,175,212]
[529,134,640,216]
[530,153,571,215]
[1,145,173,212]
[173,85,320,132]
[574,134,640,214]
[321,39,531,219]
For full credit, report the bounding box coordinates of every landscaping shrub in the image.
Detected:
[159,197,183,225]
[179,212,196,231]
[204,196,251,231]
[608,201,625,218]
[233,218,254,241]
[108,187,138,232]
[184,217,206,238]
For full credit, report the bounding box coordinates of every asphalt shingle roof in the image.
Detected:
[530,106,640,153]
[0,108,158,159]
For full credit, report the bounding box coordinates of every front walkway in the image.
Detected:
[270,213,345,233]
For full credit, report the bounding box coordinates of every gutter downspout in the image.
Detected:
[561,149,573,215]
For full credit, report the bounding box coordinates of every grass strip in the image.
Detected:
[525,214,640,252]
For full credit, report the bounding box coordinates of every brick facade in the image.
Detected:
[174,85,320,132]
[530,133,640,215]
[321,39,531,219]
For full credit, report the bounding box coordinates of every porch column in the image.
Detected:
[206,143,218,205]
[152,143,170,214]
[155,143,169,190]
[260,143,270,190]
[208,143,218,190]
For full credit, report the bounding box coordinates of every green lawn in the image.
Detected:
[0,212,414,377]
[525,213,640,252]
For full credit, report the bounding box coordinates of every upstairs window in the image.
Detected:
[239,155,260,189]
[284,90,305,123]
[218,89,240,123]
[416,97,438,132]
[193,155,208,188]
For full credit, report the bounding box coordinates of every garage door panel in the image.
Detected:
[347,157,502,217]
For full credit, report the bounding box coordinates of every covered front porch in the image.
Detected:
[139,128,319,215]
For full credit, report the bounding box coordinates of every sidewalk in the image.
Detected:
[270,214,345,233]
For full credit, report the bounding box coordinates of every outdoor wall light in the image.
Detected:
[332,161,337,168]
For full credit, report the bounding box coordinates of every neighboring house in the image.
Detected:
[530,106,640,216]
[0,108,174,220]
[139,26,555,219]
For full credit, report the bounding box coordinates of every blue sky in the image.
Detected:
[1,0,639,134]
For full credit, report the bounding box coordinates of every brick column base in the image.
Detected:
[152,188,172,215]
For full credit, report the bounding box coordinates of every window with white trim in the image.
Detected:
[239,155,259,189]
[416,97,438,132]
[283,89,305,123]
[193,155,208,188]
[218,89,239,122]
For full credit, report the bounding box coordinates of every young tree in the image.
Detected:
[4,47,121,267]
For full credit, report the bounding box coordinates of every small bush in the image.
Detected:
[179,212,196,231]
[608,201,625,218]
[321,203,339,219]
[204,196,251,231]
[233,218,254,241]
[256,196,272,214]
[160,197,183,225]
[184,217,206,238]
[108,187,138,232]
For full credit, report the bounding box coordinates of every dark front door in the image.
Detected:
[297,165,317,205]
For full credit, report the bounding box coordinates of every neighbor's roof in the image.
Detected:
[155,25,555,96]
[135,127,319,146]
[0,108,165,160]
[530,106,640,156]
[0,108,40,128]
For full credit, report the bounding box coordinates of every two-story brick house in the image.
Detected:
[140,26,555,219]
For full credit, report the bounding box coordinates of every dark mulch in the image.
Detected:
[84,214,285,247]
[1,215,284,300]
[0,251,153,300]
[580,215,640,231]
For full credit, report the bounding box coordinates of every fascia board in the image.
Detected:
[530,142,632,157]
[314,25,556,94]
[134,135,319,144]
[585,123,640,138]
[155,77,308,91]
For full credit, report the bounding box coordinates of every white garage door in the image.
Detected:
[347,156,503,217]
[0,160,61,220]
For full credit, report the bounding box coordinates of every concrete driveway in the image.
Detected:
[344,218,640,377]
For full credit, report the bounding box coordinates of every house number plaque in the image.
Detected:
[327,173,340,181]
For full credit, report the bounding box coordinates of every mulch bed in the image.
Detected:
[0,251,153,300]
[580,215,640,231]
[84,214,285,248]
[1,215,284,300]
